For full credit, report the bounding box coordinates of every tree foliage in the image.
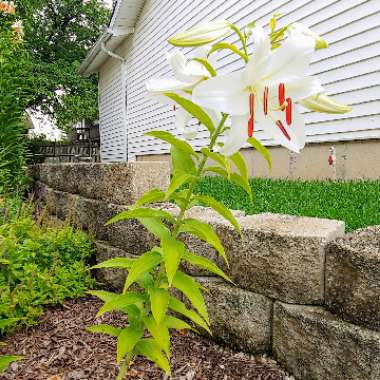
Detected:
[17,0,110,129]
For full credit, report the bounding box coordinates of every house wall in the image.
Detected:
[120,0,380,161]
[97,0,380,178]
[98,55,127,161]
[136,139,380,180]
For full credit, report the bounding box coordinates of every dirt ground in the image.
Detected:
[0,297,291,380]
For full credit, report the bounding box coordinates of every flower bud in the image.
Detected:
[289,22,328,49]
[300,93,352,114]
[168,20,230,47]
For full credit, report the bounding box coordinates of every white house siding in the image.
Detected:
[122,0,380,160]
[98,56,127,162]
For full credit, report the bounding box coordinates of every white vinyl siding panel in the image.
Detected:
[123,0,380,159]
[99,58,127,161]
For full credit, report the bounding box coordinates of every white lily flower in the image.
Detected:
[193,26,324,154]
[288,22,328,50]
[168,20,230,47]
[146,47,216,139]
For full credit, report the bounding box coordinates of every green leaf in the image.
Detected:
[88,290,118,303]
[230,152,248,182]
[0,355,23,373]
[106,207,175,226]
[143,316,170,357]
[124,250,163,291]
[135,338,171,374]
[146,130,195,155]
[0,318,19,333]
[201,148,230,173]
[164,93,215,134]
[171,146,196,176]
[138,218,171,240]
[179,218,228,265]
[162,237,185,286]
[87,324,122,337]
[150,288,170,325]
[96,292,146,317]
[204,165,229,179]
[194,194,241,234]
[183,251,231,282]
[166,173,196,199]
[136,272,154,290]
[269,17,276,32]
[247,137,272,169]
[190,58,217,77]
[172,271,209,325]
[164,315,192,331]
[228,22,247,51]
[91,257,135,270]
[230,173,253,201]
[208,42,248,62]
[117,325,144,364]
[132,189,165,208]
[169,297,211,334]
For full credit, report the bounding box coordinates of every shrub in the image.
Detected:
[0,200,94,333]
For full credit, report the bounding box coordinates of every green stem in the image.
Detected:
[173,113,229,236]
[117,355,133,380]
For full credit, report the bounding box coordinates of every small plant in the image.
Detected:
[0,199,94,332]
[89,17,350,378]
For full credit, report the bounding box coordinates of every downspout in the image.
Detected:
[100,42,129,162]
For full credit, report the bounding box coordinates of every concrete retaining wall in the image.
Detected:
[33,163,380,380]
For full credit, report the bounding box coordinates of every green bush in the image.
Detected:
[0,201,94,333]
[194,176,380,232]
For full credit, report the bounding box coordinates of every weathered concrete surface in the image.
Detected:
[273,302,380,380]
[37,183,159,254]
[95,241,138,290]
[33,162,170,205]
[199,278,273,353]
[326,226,380,331]
[189,213,345,304]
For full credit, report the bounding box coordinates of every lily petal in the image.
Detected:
[218,115,248,156]
[245,26,271,83]
[175,107,194,138]
[265,76,323,107]
[167,51,205,83]
[146,77,196,94]
[265,33,315,82]
[192,71,248,115]
[257,103,306,153]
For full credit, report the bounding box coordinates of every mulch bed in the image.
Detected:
[0,297,290,380]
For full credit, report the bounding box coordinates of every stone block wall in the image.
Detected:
[33,163,380,380]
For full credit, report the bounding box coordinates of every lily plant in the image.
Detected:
[89,16,351,379]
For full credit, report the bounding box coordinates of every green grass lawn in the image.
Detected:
[194,176,380,232]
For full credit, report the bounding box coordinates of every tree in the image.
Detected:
[17,0,110,129]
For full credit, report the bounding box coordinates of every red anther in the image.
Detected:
[278,83,285,106]
[263,87,268,115]
[173,105,176,111]
[248,118,254,138]
[276,120,291,141]
[286,97,292,125]
[248,93,255,137]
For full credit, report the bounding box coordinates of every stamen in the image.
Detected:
[286,97,292,125]
[248,93,255,137]
[276,120,291,141]
[263,87,268,115]
[173,105,176,111]
[278,83,285,106]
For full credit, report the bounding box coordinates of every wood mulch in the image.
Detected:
[0,297,291,380]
